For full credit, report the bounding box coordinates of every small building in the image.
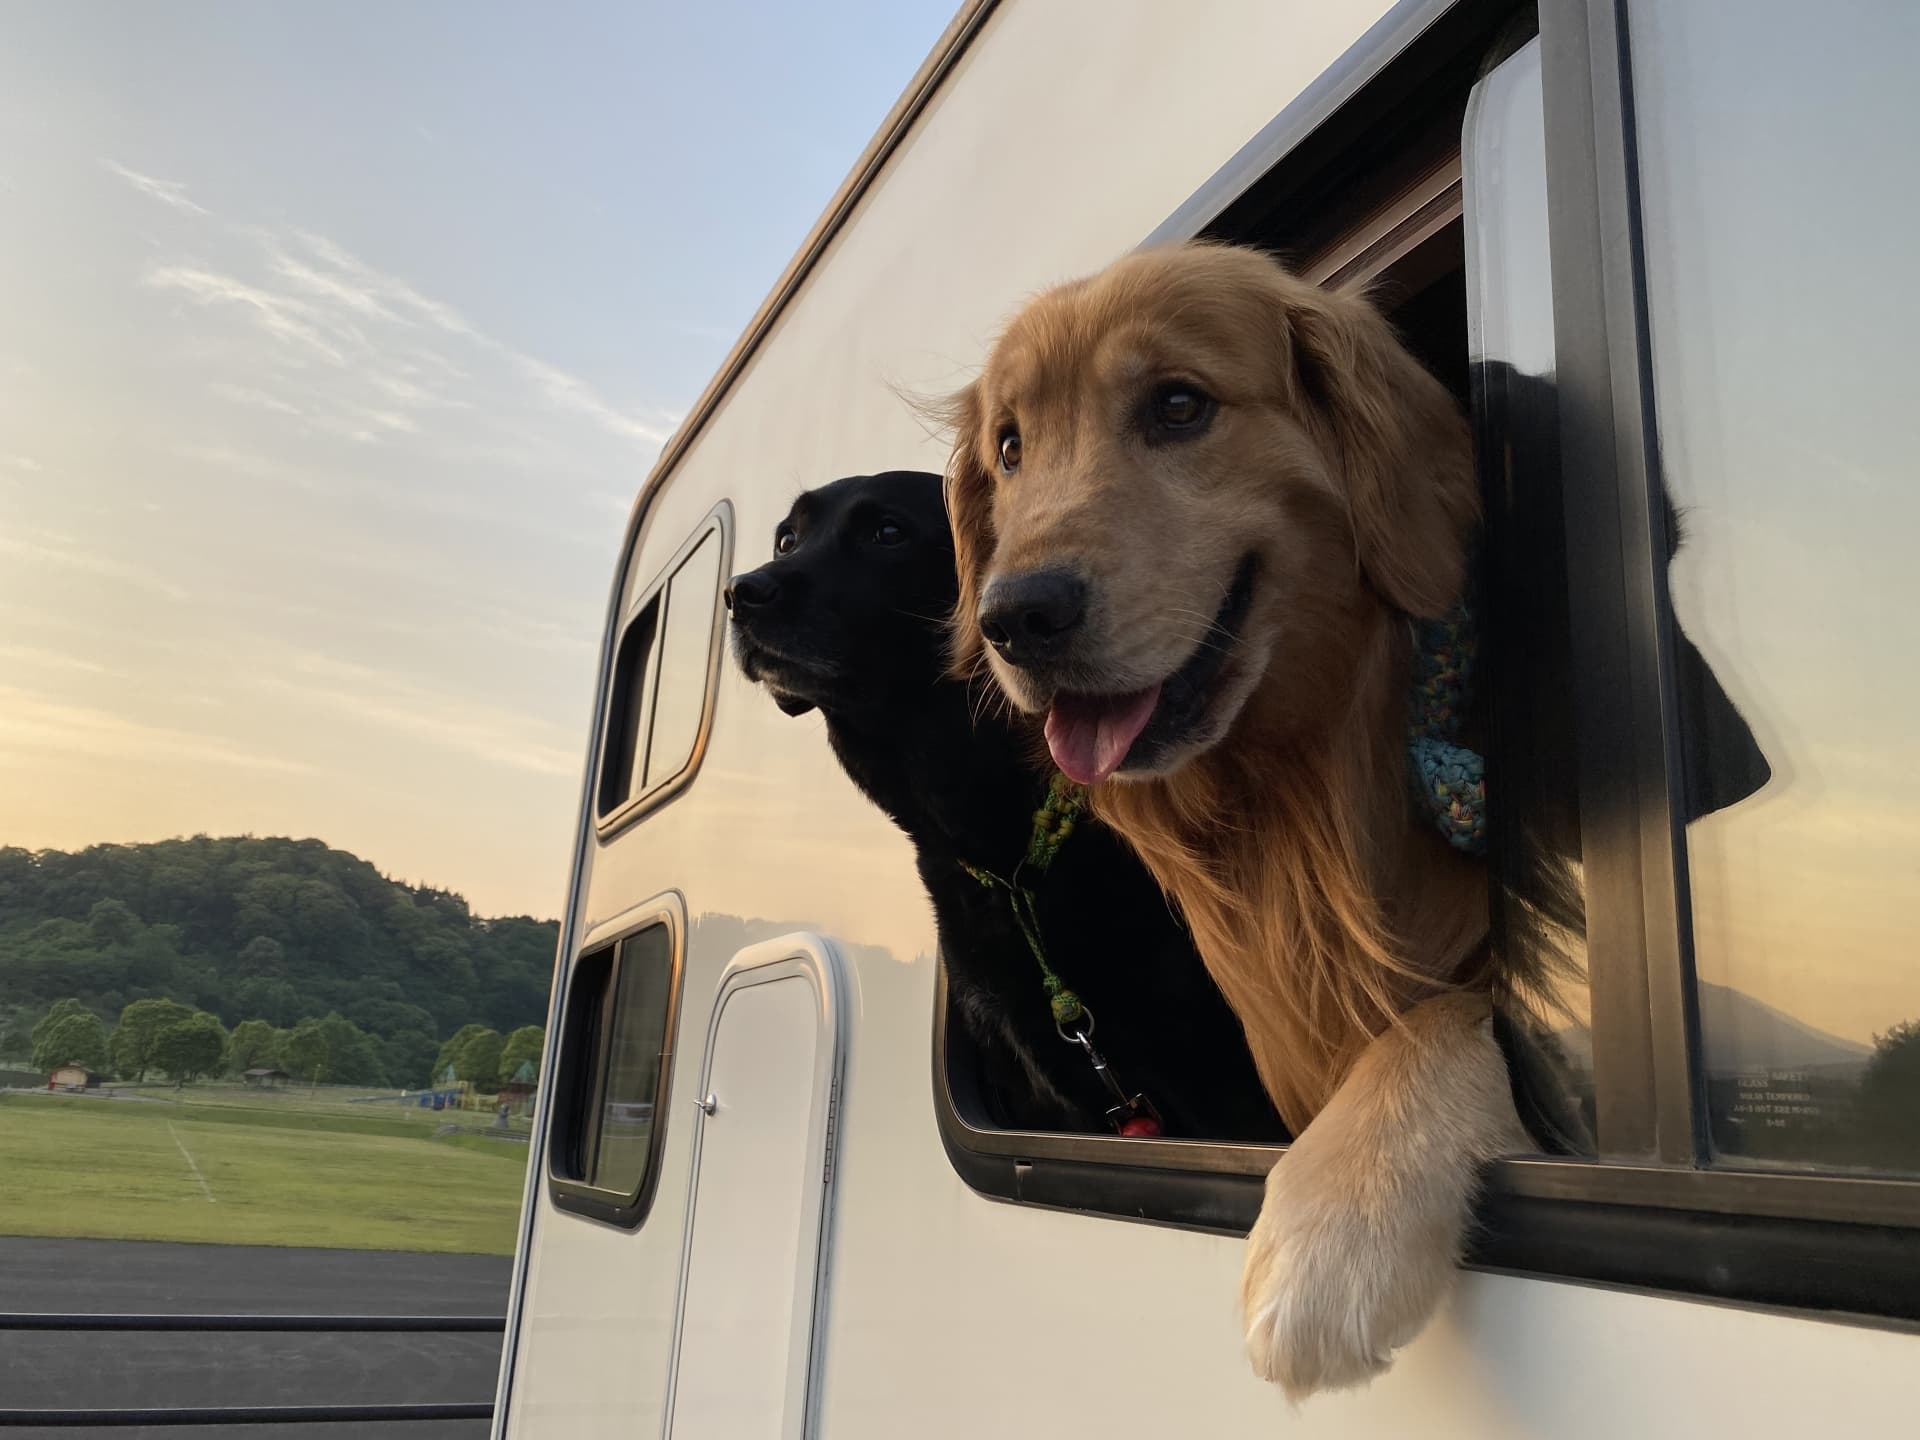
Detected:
[47,1064,97,1091]
[242,1067,290,1088]
[500,1059,538,1105]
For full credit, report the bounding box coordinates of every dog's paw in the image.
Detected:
[1236,1105,1459,1397]
[1239,1123,1463,1401]
[1239,993,1517,1401]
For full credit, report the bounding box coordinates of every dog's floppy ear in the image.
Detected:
[940,379,995,678]
[1287,285,1478,618]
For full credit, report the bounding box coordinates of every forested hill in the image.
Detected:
[0,836,556,1076]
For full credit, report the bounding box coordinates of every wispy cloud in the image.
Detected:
[267,653,580,778]
[0,530,190,602]
[517,357,674,446]
[145,263,350,365]
[173,442,333,494]
[363,367,470,413]
[100,158,211,217]
[0,686,315,775]
[140,208,666,454]
[0,643,113,677]
[285,228,476,336]
[208,382,303,417]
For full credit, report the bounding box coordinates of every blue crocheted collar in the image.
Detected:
[1408,602,1486,856]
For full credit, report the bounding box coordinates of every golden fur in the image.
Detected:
[941,241,1530,1396]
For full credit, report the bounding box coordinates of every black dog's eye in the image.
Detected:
[1148,382,1215,438]
[997,427,1022,474]
[774,526,798,556]
[871,519,905,546]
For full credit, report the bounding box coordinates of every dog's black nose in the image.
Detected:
[725,570,778,614]
[978,569,1087,667]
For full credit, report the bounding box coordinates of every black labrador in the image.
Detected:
[727,470,1285,1141]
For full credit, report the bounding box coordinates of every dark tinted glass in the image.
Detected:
[598,597,660,817]
[592,926,675,1195]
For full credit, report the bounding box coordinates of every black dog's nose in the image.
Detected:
[725,569,778,614]
[978,569,1087,667]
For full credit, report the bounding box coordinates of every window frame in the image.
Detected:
[546,891,688,1229]
[931,0,1920,1323]
[593,502,734,840]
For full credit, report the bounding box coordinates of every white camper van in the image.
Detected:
[494,1,1920,1434]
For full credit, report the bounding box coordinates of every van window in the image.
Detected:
[595,508,730,831]
[599,595,662,816]
[938,31,1600,1158]
[645,528,725,789]
[549,920,681,1225]
[1630,0,1920,1174]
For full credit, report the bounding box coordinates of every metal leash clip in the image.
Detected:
[1058,1006,1163,1137]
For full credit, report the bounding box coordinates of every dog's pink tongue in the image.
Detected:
[1045,685,1161,786]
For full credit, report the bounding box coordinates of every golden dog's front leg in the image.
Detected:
[1240,991,1526,1401]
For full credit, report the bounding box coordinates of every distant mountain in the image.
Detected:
[1696,980,1871,1074]
[0,836,557,1078]
[1555,980,1873,1075]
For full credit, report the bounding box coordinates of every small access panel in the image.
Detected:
[663,934,847,1440]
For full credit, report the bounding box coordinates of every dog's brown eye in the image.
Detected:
[774,527,797,556]
[1152,383,1214,433]
[997,428,1022,473]
[872,520,904,545]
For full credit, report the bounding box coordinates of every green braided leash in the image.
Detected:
[958,772,1089,1026]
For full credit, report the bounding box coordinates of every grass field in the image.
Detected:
[0,1089,531,1255]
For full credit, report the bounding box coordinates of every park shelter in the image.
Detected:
[501,1059,538,1103]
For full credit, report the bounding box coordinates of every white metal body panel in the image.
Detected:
[497,2,1920,1436]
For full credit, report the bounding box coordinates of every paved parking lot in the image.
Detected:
[0,1236,511,1439]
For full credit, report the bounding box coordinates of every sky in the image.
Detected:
[0,1,958,918]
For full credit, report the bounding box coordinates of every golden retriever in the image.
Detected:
[941,241,1532,1399]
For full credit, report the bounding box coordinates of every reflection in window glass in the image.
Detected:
[1632,0,1920,1172]
[1462,37,1594,1153]
[592,926,675,1196]
[644,529,722,788]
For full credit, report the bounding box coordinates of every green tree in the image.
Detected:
[454,1027,505,1091]
[110,998,193,1081]
[1857,1020,1920,1169]
[378,1029,440,1090]
[32,1007,109,1074]
[152,1012,227,1084]
[235,935,287,976]
[433,1023,491,1086]
[499,1025,545,1082]
[347,996,437,1041]
[0,1005,42,1063]
[87,897,140,946]
[284,1012,386,1087]
[284,1016,329,1085]
[0,836,556,1050]
[34,997,92,1032]
[30,999,97,1071]
[234,976,299,1027]
[225,1018,285,1074]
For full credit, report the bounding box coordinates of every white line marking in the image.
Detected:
[167,1122,216,1203]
